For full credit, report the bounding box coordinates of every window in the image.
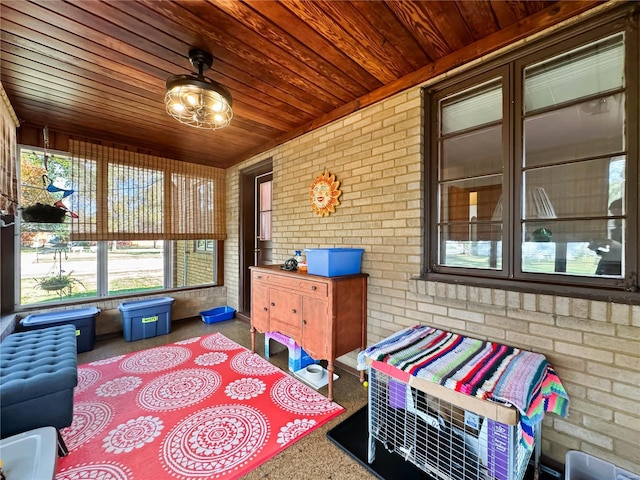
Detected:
[17,148,221,306]
[427,12,638,295]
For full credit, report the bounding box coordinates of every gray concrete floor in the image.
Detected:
[78,317,375,480]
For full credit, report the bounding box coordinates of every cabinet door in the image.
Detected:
[251,281,270,332]
[269,288,302,339]
[301,296,329,360]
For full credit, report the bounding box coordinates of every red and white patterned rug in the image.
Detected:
[55,332,345,480]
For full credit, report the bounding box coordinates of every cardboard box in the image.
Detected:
[20,307,100,353]
[119,297,174,342]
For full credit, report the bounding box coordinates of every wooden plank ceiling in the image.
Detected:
[1,0,602,169]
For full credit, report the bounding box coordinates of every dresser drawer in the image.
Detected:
[297,279,328,298]
[265,273,328,298]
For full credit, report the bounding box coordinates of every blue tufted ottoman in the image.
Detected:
[0,324,78,456]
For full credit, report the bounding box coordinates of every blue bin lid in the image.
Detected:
[118,297,175,312]
[21,307,100,326]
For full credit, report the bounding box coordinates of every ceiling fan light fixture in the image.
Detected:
[165,48,233,130]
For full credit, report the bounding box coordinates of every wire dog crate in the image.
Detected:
[367,365,539,480]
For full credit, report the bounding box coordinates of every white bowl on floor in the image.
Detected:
[305,364,324,381]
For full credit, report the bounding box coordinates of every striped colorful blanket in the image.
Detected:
[357,325,569,451]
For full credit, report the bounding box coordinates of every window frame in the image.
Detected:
[15,146,224,308]
[424,8,640,302]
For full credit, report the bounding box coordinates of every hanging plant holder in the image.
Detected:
[21,203,67,223]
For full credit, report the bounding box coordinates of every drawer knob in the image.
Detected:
[263,307,268,312]
[271,302,275,306]
[311,286,317,291]
[291,309,297,314]
[256,275,262,279]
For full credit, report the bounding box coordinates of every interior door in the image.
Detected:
[255,173,273,266]
[239,159,273,319]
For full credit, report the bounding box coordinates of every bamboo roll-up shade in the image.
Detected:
[69,140,226,241]
[0,83,19,215]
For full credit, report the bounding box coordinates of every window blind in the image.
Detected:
[0,83,19,215]
[69,140,226,241]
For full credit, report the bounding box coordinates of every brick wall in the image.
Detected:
[225,86,640,473]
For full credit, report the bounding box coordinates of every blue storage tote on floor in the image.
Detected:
[20,306,100,353]
[200,306,236,323]
[119,297,174,342]
[305,248,364,277]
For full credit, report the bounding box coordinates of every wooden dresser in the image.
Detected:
[249,265,368,400]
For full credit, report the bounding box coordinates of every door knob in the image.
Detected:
[271,302,275,306]
[263,307,268,311]
[292,309,296,314]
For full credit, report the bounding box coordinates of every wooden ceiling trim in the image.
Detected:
[350,1,432,69]
[177,2,356,105]
[232,0,605,166]
[245,0,383,92]
[138,0,342,112]
[208,0,370,99]
[280,0,403,84]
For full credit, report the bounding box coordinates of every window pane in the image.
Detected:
[19,148,98,305]
[20,230,98,305]
[437,77,505,271]
[522,219,623,277]
[108,164,163,235]
[441,124,503,180]
[107,240,164,295]
[175,240,216,288]
[524,34,624,113]
[441,79,502,135]
[440,177,502,224]
[439,226,502,270]
[524,93,625,167]
[523,158,619,220]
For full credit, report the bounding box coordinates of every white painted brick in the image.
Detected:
[555,296,570,316]
[506,291,521,309]
[554,342,614,363]
[522,293,537,311]
[571,298,589,318]
[610,302,631,325]
[506,331,553,351]
[448,308,484,323]
[590,300,608,321]
[538,294,554,313]
[553,419,613,450]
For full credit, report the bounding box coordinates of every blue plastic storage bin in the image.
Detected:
[305,248,364,277]
[200,306,236,323]
[20,307,100,353]
[118,297,174,342]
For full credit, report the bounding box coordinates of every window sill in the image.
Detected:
[415,272,640,305]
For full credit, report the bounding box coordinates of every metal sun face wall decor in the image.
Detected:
[309,170,342,217]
